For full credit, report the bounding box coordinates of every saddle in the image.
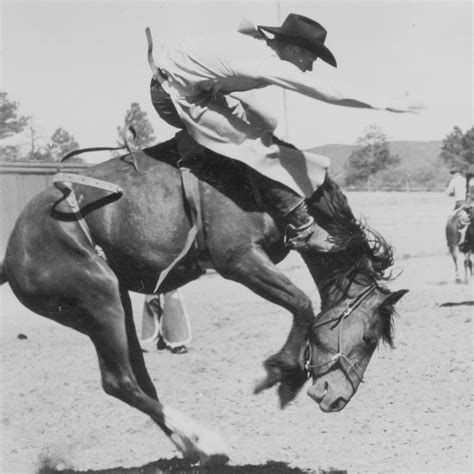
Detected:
[52,132,241,294]
[147,132,265,286]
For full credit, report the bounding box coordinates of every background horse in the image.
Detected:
[0,138,407,463]
[445,210,472,284]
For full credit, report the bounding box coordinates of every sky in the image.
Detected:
[0,0,472,154]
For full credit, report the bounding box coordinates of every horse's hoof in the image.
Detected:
[277,369,307,408]
[455,278,462,284]
[254,360,282,394]
[255,370,306,405]
[164,406,230,464]
[254,372,279,394]
[278,380,302,408]
[254,355,306,404]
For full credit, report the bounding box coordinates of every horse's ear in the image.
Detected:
[382,289,409,307]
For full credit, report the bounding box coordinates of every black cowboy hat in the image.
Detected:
[258,13,337,67]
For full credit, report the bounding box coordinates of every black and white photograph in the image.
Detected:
[0,1,472,473]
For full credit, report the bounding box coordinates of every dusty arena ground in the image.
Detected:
[1,193,473,473]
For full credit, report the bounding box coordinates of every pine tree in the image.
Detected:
[118,102,156,148]
[48,127,79,161]
[344,124,400,187]
[440,126,466,170]
[0,92,29,160]
[0,92,28,140]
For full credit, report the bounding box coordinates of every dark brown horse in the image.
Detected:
[0,138,407,463]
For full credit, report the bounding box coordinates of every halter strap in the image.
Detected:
[312,284,377,331]
[304,284,378,382]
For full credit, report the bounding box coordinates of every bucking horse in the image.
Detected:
[0,138,408,464]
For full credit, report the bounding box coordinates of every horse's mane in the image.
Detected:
[307,176,397,345]
[307,176,394,294]
[270,137,394,294]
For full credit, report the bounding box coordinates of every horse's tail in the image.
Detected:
[0,260,8,285]
[145,27,158,77]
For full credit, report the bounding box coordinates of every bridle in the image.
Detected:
[304,284,378,383]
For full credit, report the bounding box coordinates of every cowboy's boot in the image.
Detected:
[260,181,336,252]
[284,200,335,252]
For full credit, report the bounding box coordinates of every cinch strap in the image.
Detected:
[152,164,207,293]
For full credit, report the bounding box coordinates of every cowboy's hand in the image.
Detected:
[385,92,425,113]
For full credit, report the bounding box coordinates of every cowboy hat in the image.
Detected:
[258,13,337,67]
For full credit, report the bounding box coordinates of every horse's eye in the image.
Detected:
[362,333,377,347]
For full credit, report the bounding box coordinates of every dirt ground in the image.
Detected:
[0,251,472,474]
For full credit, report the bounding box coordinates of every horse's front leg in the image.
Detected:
[464,251,472,283]
[216,248,314,407]
[450,246,462,283]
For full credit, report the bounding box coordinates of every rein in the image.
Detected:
[304,284,377,382]
[60,126,140,172]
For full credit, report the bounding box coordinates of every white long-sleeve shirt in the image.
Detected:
[156,22,388,195]
[159,30,384,111]
[446,173,466,201]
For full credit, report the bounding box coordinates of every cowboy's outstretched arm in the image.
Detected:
[256,57,424,113]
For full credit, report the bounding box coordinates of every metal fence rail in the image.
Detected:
[0,161,91,253]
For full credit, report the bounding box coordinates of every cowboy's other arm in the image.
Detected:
[231,91,278,132]
[446,181,455,196]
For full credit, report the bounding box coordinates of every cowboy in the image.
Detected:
[458,164,474,252]
[465,164,474,208]
[148,14,422,253]
[445,165,466,210]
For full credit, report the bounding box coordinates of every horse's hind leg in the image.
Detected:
[119,286,157,398]
[79,273,229,463]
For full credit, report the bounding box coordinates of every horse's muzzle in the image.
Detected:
[307,373,355,412]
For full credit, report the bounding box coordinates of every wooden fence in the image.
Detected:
[0,161,90,253]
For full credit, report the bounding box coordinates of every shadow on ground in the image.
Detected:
[37,457,347,474]
[439,301,474,307]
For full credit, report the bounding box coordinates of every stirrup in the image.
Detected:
[284,216,315,248]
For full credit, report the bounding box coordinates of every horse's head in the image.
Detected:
[299,176,408,411]
[304,283,407,411]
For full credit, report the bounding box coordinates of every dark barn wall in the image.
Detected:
[0,162,90,253]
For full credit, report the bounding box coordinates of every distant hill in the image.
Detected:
[307,140,444,181]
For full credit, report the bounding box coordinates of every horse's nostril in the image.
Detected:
[329,397,346,411]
